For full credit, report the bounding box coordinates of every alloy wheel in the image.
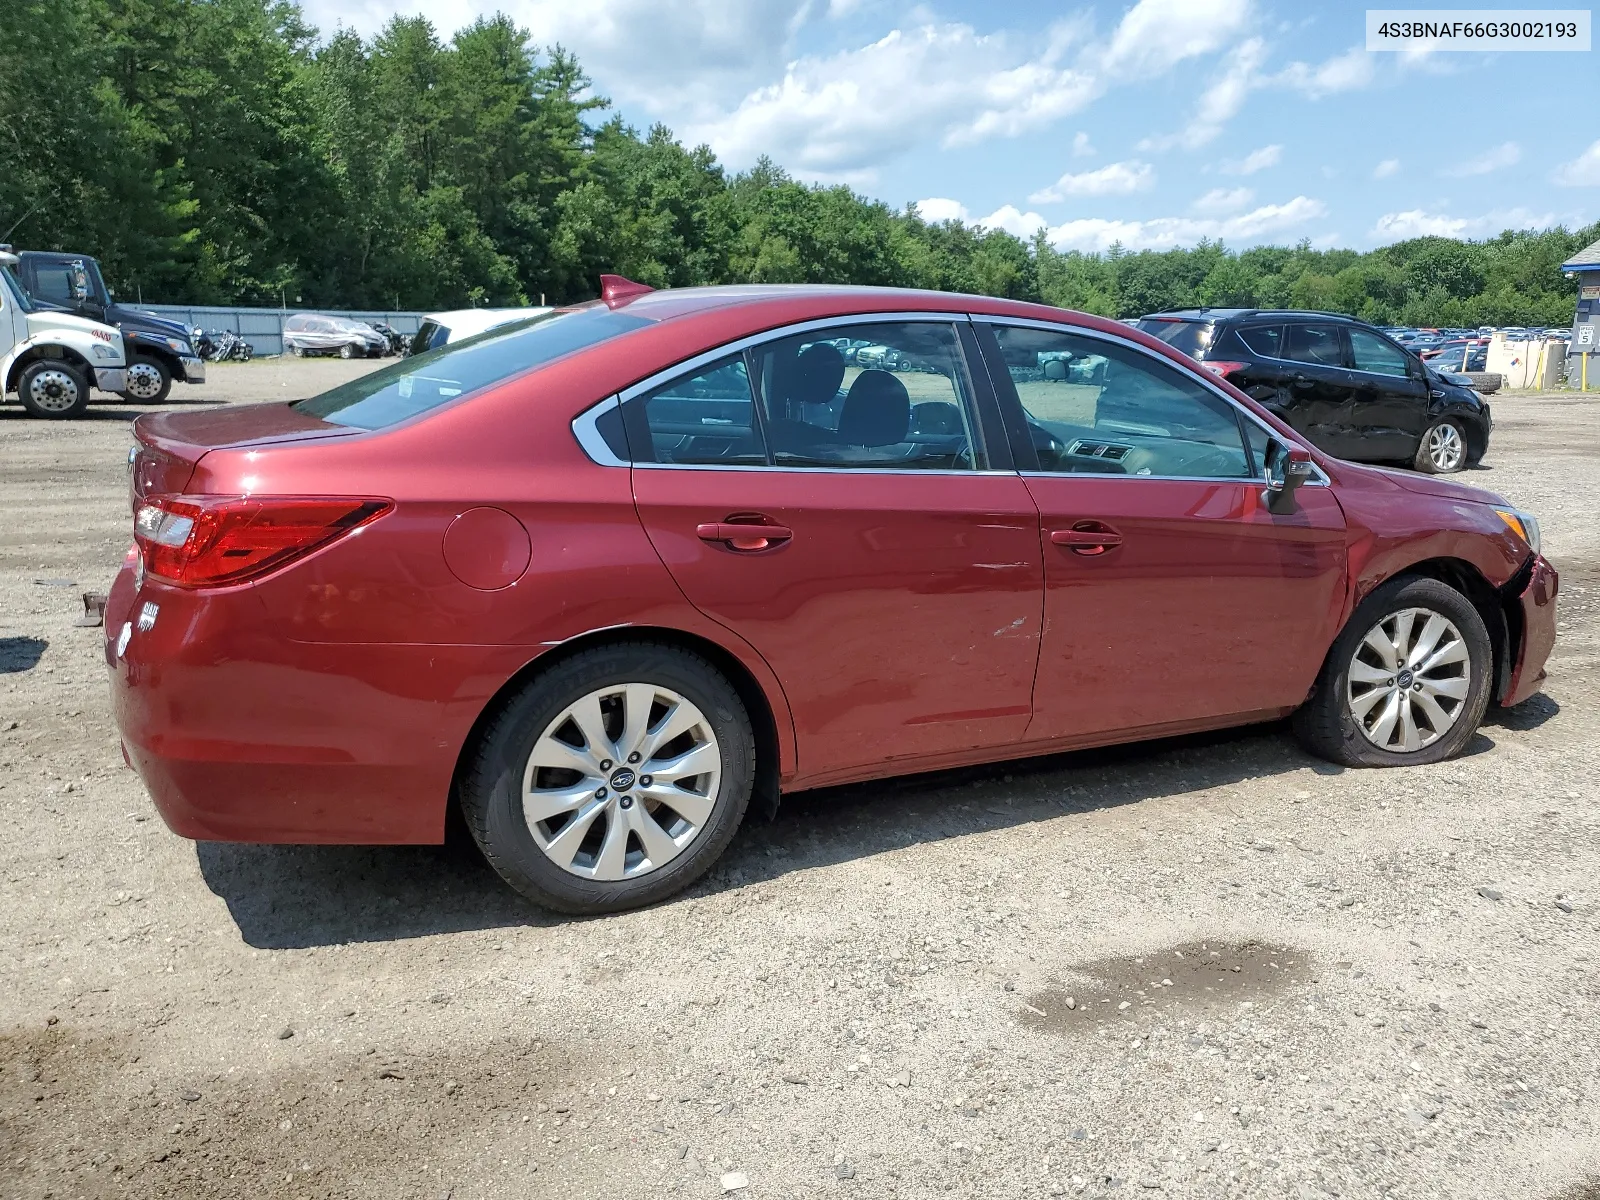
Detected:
[1427,423,1464,471]
[521,683,722,881]
[125,361,165,400]
[1346,607,1470,752]
[27,368,82,413]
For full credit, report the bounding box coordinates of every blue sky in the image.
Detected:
[307,0,1600,251]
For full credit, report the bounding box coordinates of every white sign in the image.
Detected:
[1579,324,1596,347]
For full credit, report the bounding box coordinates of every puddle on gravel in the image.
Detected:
[1019,940,1310,1034]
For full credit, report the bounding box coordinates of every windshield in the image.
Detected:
[0,266,36,314]
[1136,318,1212,358]
[295,306,653,429]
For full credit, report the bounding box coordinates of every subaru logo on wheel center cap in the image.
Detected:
[609,768,636,791]
[1397,669,1414,689]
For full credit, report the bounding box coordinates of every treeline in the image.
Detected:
[2,0,1594,324]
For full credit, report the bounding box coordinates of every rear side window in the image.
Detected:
[297,307,652,429]
[1285,324,1346,367]
[636,354,765,466]
[1232,325,1284,357]
[1135,318,1213,358]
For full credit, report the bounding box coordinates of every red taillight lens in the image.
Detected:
[1201,360,1248,379]
[133,495,392,587]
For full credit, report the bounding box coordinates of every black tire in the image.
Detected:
[120,355,172,404]
[459,642,755,914]
[1414,418,1467,473]
[339,342,356,360]
[17,359,91,419]
[1292,575,1493,768]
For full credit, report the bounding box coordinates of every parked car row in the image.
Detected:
[1136,308,1493,473]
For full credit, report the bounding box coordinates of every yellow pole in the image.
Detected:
[1585,353,1590,392]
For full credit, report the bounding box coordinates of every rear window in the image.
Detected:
[410,321,447,356]
[1135,318,1213,359]
[297,307,652,430]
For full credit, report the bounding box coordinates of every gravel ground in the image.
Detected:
[2,366,1598,1200]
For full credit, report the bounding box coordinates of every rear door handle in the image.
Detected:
[696,521,793,551]
[1050,524,1123,555]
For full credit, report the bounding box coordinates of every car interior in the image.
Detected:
[992,327,1255,479]
[637,324,979,469]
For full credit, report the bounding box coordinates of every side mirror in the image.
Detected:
[1263,441,1315,514]
[69,262,90,305]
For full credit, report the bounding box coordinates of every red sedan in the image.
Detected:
[106,280,1558,913]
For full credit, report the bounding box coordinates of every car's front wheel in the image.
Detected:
[1293,575,1492,767]
[459,642,755,914]
[1415,418,1467,473]
[339,342,356,360]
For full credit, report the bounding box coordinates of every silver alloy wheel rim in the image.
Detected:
[522,683,722,881]
[1427,422,1464,471]
[28,368,81,412]
[1346,607,1471,753]
[125,361,165,400]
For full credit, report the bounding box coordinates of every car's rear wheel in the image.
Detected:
[1415,418,1466,473]
[18,360,91,419]
[459,642,755,914]
[1292,576,1492,767]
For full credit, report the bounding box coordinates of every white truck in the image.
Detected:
[1,249,127,418]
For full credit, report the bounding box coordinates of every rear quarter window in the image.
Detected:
[296,307,652,430]
[1135,319,1213,359]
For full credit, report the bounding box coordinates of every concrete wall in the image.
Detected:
[140,306,427,357]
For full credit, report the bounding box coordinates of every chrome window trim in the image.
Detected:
[571,396,628,467]
[633,463,1018,477]
[571,311,979,470]
[971,313,1329,487]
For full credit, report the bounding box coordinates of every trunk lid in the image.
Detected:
[129,403,361,509]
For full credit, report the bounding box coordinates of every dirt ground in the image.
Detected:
[2,363,1598,1200]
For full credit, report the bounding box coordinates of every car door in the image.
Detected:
[625,317,1044,783]
[1346,327,1430,460]
[974,318,1348,743]
[1277,322,1363,458]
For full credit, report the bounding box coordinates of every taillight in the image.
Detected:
[1201,361,1248,379]
[132,495,392,588]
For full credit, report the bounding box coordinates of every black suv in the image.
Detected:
[1135,309,1490,473]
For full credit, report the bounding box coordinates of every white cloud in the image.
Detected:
[1373,158,1401,179]
[1553,139,1600,186]
[1371,207,1555,241]
[692,0,1258,180]
[1072,131,1095,157]
[1046,195,1327,252]
[1274,46,1374,98]
[1219,144,1281,175]
[1191,186,1254,215]
[1143,40,1376,151]
[1029,160,1155,202]
[1440,141,1521,178]
[914,198,1048,237]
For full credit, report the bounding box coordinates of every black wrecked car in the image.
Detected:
[1136,309,1490,474]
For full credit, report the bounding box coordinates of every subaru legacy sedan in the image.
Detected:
[107,281,1558,914]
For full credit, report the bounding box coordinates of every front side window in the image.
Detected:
[297,307,652,429]
[1348,329,1411,378]
[32,265,75,304]
[1285,324,1346,367]
[749,321,979,469]
[989,324,1251,479]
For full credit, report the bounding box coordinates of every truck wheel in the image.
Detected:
[18,360,91,419]
[121,356,172,404]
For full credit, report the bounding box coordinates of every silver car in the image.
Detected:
[282,314,387,359]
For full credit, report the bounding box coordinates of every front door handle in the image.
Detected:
[696,521,793,552]
[1050,523,1123,555]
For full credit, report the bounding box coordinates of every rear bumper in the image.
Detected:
[1501,555,1558,707]
[103,559,523,844]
